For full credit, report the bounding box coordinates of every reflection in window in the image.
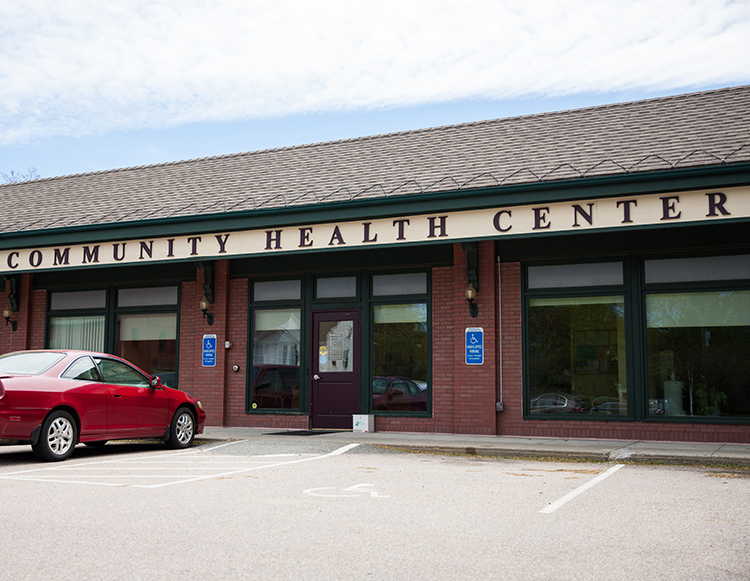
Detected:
[117,314,177,386]
[318,320,353,372]
[62,356,101,381]
[528,296,627,415]
[251,309,301,410]
[646,291,750,418]
[372,303,428,412]
[94,358,150,387]
[49,316,105,351]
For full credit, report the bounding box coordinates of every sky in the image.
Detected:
[1,0,749,180]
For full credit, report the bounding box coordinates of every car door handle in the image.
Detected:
[313,374,320,381]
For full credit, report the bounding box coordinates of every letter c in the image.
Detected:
[7,252,19,269]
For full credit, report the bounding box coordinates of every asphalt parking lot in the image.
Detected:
[1,437,748,581]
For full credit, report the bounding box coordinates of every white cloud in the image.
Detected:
[1,0,749,144]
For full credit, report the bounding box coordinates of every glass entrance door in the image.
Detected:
[310,310,361,429]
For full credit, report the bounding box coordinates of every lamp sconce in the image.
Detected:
[465,284,478,318]
[461,242,479,318]
[196,262,215,326]
[3,306,17,332]
[199,295,214,326]
[2,275,19,332]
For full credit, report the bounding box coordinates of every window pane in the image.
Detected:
[528,296,627,415]
[254,280,300,301]
[0,351,66,375]
[116,314,177,386]
[50,290,106,310]
[62,357,101,381]
[317,276,357,299]
[372,303,428,412]
[251,308,301,410]
[118,286,178,307]
[646,291,750,418]
[95,358,150,388]
[49,316,105,351]
[372,273,427,296]
[318,320,353,372]
[528,263,623,289]
[645,255,750,284]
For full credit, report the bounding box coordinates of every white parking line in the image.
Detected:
[539,463,625,514]
[0,441,361,488]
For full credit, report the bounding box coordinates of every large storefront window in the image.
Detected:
[528,296,627,415]
[47,286,179,386]
[525,255,750,423]
[372,303,428,412]
[251,308,301,410]
[646,291,750,418]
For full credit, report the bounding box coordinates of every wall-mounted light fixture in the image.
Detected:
[3,305,17,332]
[461,242,479,318]
[199,295,214,326]
[1,275,19,332]
[465,284,478,318]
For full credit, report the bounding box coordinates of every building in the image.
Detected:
[1,85,749,442]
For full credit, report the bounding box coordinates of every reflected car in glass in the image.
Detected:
[250,365,300,409]
[530,393,587,414]
[0,350,206,461]
[372,376,427,412]
[589,396,627,415]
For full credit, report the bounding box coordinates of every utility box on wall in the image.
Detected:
[353,414,375,433]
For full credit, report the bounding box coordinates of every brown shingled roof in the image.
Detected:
[2,85,749,235]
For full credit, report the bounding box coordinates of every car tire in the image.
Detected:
[166,407,195,449]
[32,410,77,462]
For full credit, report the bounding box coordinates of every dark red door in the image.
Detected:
[310,310,361,429]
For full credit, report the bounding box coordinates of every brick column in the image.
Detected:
[496,262,523,435]
[180,261,229,426]
[451,241,497,435]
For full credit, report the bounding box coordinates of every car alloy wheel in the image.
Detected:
[33,410,77,462]
[167,408,195,449]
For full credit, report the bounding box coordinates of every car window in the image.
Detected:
[392,380,410,397]
[0,352,66,375]
[404,381,421,396]
[61,356,101,381]
[373,377,389,395]
[94,358,150,387]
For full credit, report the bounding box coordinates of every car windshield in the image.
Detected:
[0,352,67,375]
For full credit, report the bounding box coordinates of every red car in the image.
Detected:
[0,350,206,461]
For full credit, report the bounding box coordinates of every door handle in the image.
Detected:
[313,374,321,381]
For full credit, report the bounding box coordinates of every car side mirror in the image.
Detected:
[150,376,160,388]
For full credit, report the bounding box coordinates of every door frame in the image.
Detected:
[309,309,362,429]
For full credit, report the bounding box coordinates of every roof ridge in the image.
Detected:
[2,84,747,187]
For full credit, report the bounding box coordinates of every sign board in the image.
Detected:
[202,334,217,367]
[465,327,484,365]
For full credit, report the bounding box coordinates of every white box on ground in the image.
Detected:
[353,414,374,433]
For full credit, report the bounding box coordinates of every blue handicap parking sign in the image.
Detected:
[202,334,217,367]
[465,327,484,365]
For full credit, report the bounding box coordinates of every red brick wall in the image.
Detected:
[0,274,44,354]
[497,262,750,444]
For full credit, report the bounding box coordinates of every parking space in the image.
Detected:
[0,440,361,488]
[0,437,748,580]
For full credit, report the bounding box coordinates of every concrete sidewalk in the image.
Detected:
[199,427,750,466]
